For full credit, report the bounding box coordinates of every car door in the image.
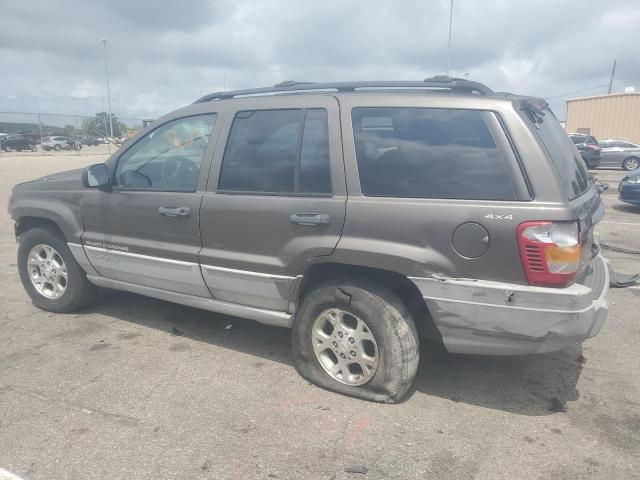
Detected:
[81,111,220,296]
[199,95,346,312]
[600,141,623,167]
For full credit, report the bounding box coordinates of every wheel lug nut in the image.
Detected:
[338,332,343,338]
[332,341,338,347]
[348,337,355,344]
[350,351,356,357]
[340,353,346,359]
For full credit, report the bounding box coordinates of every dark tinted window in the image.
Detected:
[219,109,331,194]
[300,109,331,193]
[609,141,637,148]
[352,108,517,200]
[585,136,599,145]
[529,112,590,200]
[570,135,586,145]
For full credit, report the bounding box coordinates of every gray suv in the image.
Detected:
[9,78,609,403]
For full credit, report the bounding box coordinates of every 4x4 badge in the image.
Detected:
[484,214,513,220]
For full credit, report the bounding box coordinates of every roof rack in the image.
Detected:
[194,76,494,103]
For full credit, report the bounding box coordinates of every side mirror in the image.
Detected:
[83,163,111,189]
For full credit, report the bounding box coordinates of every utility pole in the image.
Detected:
[446,0,454,76]
[607,60,617,94]
[101,39,114,140]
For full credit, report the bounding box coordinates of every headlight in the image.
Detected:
[625,176,640,184]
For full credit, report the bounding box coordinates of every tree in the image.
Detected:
[63,124,76,137]
[81,112,122,138]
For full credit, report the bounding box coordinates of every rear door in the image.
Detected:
[81,111,220,296]
[337,95,533,284]
[198,95,346,311]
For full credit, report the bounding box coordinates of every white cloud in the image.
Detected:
[70,80,101,98]
[0,0,637,120]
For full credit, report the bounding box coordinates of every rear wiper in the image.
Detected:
[520,99,547,125]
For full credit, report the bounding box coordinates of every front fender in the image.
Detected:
[12,191,84,243]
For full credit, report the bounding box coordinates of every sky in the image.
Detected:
[0,0,637,121]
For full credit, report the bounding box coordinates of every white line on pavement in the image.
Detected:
[600,221,640,226]
[0,468,25,480]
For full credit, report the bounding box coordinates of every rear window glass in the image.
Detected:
[528,111,590,199]
[570,135,585,145]
[352,107,518,200]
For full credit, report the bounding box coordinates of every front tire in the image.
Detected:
[18,226,97,313]
[623,157,639,171]
[292,279,419,403]
[54,144,62,151]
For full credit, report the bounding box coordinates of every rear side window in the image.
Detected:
[352,108,518,200]
[528,111,590,200]
[219,109,331,194]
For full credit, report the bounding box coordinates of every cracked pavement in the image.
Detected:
[0,151,639,479]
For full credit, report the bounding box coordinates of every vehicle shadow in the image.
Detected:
[88,289,582,416]
[612,203,640,214]
[412,341,583,415]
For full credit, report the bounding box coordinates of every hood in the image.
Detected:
[13,168,84,192]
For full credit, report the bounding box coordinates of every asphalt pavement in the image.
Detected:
[1,154,639,480]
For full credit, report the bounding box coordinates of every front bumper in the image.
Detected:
[619,184,640,205]
[409,254,609,355]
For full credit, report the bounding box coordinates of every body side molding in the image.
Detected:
[85,275,294,328]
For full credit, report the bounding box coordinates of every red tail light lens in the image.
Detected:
[517,221,581,287]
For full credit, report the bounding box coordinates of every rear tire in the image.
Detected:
[54,144,61,151]
[18,226,97,313]
[622,157,639,171]
[292,279,419,403]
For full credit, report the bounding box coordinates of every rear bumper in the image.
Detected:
[409,254,609,355]
[580,151,602,168]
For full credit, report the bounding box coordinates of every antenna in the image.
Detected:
[446,0,454,76]
[608,60,617,94]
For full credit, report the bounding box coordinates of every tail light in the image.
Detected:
[517,221,581,287]
[586,144,601,151]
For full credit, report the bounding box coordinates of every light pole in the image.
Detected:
[446,0,454,76]
[101,39,114,141]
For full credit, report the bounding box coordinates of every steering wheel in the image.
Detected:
[160,156,199,189]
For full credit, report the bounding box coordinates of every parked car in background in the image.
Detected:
[79,135,100,146]
[66,137,82,150]
[1,134,37,152]
[42,136,81,151]
[9,78,609,403]
[599,139,640,171]
[568,133,602,169]
[618,171,640,206]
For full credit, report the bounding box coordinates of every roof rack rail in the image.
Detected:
[194,76,493,103]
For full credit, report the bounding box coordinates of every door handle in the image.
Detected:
[158,206,191,218]
[290,213,330,226]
